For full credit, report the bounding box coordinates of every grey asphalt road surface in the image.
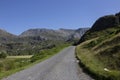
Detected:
[2,46,93,80]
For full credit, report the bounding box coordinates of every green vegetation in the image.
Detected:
[30,43,70,62]
[0,55,33,76]
[76,40,120,80]
[0,43,69,79]
[0,58,31,79]
[76,27,120,80]
[81,26,120,43]
[0,52,7,59]
[76,12,120,80]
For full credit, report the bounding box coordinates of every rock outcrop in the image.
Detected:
[78,12,120,43]
[90,14,120,31]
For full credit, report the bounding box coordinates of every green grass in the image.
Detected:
[30,43,70,62]
[82,26,120,43]
[76,28,120,80]
[0,43,70,79]
[76,43,120,80]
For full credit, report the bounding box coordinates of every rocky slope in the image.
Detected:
[20,28,89,41]
[76,12,120,79]
[0,29,17,42]
[79,12,120,43]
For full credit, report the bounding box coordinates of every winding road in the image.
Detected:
[3,46,93,80]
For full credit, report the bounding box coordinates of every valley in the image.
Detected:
[0,28,88,79]
[0,11,120,80]
[0,0,120,80]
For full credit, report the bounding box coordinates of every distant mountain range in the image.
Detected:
[0,29,17,43]
[0,28,89,42]
[20,28,89,41]
[0,27,89,55]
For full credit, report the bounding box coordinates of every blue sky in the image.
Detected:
[0,0,120,35]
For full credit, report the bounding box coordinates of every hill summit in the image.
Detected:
[79,12,120,43]
[76,12,120,79]
[90,12,120,31]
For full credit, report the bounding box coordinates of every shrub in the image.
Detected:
[4,60,15,71]
[30,51,46,62]
[0,62,3,72]
[0,52,7,59]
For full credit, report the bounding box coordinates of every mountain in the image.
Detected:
[79,12,120,43]
[76,12,120,79]
[0,27,88,55]
[20,28,89,41]
[71,28,89,39]
[0,29,17,42]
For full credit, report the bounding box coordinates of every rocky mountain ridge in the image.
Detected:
[0,28,89,42]
[20,28,89,41]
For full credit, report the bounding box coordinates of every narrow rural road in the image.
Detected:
[3,46,93,80]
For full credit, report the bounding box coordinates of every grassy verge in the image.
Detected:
[0,43,70,79]
[76,43,120,80]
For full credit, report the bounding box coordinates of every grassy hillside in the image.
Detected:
[76,13,120,80]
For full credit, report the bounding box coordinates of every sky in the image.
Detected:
[0,0,120,35]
